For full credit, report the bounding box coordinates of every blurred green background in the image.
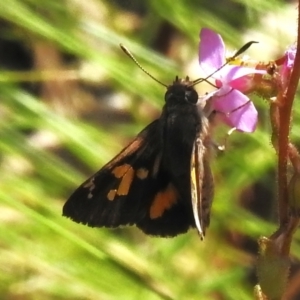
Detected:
[0,0,300,299]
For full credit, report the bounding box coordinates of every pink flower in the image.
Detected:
[199,28,265,132]
[280,44,296,89]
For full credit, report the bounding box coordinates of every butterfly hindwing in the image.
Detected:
[190,135,214,238]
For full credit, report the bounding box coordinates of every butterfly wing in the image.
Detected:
[63,120,195,236]
[190,137,214,239]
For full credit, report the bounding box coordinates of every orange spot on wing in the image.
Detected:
[110,164,135,199]
[107,189,117,201]
[112,164,131,178]
[150,183,178,219]
[116,166,134,196]
[136,168,149,179]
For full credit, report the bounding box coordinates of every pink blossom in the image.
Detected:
[199,28,265,132]
[280,44,296,88]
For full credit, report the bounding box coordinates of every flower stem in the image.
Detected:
[277,2,300,226]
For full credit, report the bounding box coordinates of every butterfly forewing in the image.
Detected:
[63,121,161,227]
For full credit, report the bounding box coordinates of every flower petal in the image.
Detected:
[212,88,258,132]
[286,45,296,68]
[221,65,265,83]
[199,28,225,74]
[280,45,296,88]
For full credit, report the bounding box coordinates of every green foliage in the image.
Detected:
[0,0,299,299]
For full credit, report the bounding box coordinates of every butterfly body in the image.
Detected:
[63,76,214,238]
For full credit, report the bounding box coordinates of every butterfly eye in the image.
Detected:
[186,89,198,104]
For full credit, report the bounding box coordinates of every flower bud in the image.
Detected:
[256,237,290,299]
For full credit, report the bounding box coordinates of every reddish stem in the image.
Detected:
[277,3,300,226]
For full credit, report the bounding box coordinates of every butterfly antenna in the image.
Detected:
[191,40,258,87]
[120,44,168,88]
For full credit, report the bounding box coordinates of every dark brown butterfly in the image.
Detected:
[63,75,213,239]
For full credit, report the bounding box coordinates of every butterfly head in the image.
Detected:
[165,76,199,105]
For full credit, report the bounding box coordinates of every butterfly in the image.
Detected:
[63,42,254,239]
[63,74,213,239]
